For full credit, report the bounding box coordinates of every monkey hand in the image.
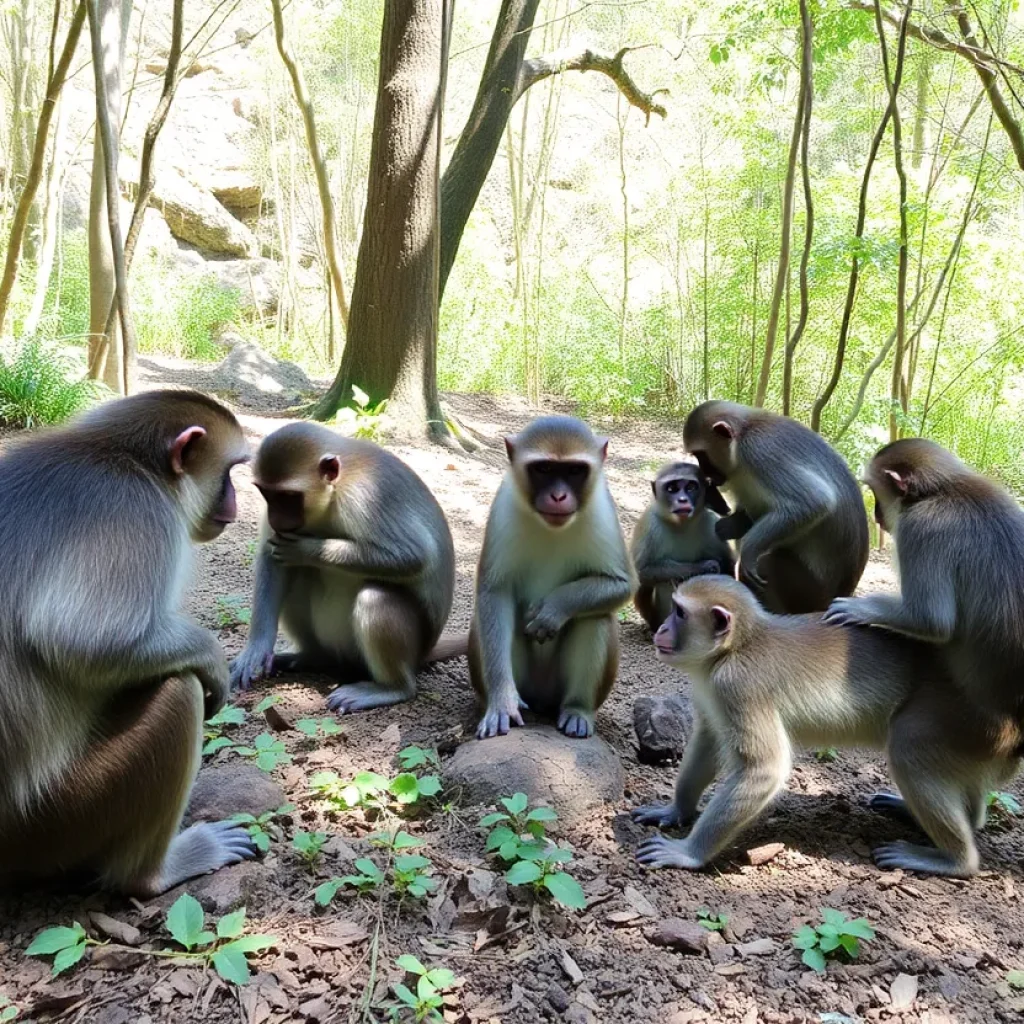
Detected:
[267,532,320,568]
[524,601,567,643]
[229,643,276,691]
[822,597,877,628]
[476,696,525,739]
[635,834,704,871]
[631,803,687,828]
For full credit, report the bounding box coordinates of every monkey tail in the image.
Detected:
[426,631,469,663]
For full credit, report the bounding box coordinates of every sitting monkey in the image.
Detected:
[470,415,635,739]
[632,576,1018,877]
[630,461,735,631]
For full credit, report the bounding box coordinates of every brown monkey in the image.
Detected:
[470,415,635,739]
[683,401,868,613]
[825,438,1024,751]
[631,576,1018,877]
[630,461,735,631]
[230,422,458,714]
[0,390,256,895]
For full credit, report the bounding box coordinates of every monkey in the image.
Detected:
[470,415,635,740]
[682,400,868,614]
[824,437,1024,755]
[0,390,257,896]
[230,422,459,715]
[631,576,1018,877]
[630,461,735,631]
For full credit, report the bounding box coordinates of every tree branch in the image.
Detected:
[518,46,668,123]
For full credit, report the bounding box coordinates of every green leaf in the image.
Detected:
[296,719,319,737]
[396,954,427,975]
[399,746,429,768]
[506,860,544,885]
[426,968,455,990]
[503,793,528,815]
[792,925,818,950]
[230,813,257,824]
[208,705,246,726]
[26,924,86,956]
[820,908,846,928]
[486,826,516,852]
[252,831,271,854]
[818,933,841,952]
[355,858,384,879]
[217,909,246,939]
[1007,969,1024,989]
[392,831,423,850]
[202,736,235,755]
[390,773,421,803]
[408,883,427,898]
[479,812,510,828]
[841,918,875,940]
[254,695,282,713]
[212,948,251,986]
[315,881,343,906]
[544,848,573,864]
[515,840,548,861]
[417,975,438,1000]
[166,894,205,950]
[391,982,419,1007]
[351,384,370,409]
[802,947,827,973]
[310,770,340,789]
[394,854,431,873]
[51,943,86,977]
[838,934,860,958]
[817,924,839,939]
[417,775,442,798]
[196,931,217,948]
[1,1005,19,1021]
[253,733,276,751]
[498,839,521,861]
[526,806,557,823]
[353,771,388,795]
[543,871,586,909]
[256,751,282,772]
[220,935,278,954]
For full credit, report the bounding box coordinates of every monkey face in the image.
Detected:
[257,487,306,534]
[194,464,242,542]
[653,590,732,667]
[175,426,247,544]
[656,473,703,520]
[691,449,728,488]
[526,459,590,528]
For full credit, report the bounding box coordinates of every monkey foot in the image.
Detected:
[868,792,917,825]
[871,840,977,878]
[635,835,704,871]
[476,705,525,739]
[153,821,259,894]
[557,710,594,738]
[327,682,411,715]
[631,803,682,828]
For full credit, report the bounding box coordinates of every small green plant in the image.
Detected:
[292,831,328,867]
[392,854,438,898]
[0,339,102,427]
[792,908,875,974]
[370,829,425,852]
[315,832,433,907]
[384,955,456,1023]
[504,845,586,909]
[389,772,443,806]
[311,769,390,810]
[0,993,18,1021]
[25,922,95,976]
[480,792,558,861]
[335,384,390,440]
[234,732,292,772]
[986,790,1022,830]
[315,859,386,905]
[254,694,284,714]
[242,539,258,568]
[202,705,246,755]
[296,717,344,740]
[697,908,729,932]
[230,804,294,853]
[214,594,251,628]
[397,745,440,771]
[813,748,839,762]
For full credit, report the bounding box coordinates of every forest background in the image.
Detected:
[1,0,1023,487]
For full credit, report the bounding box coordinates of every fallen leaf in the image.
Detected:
[606,910,641,926]
[623,885,657,918]
[380,722,402,746]
[736,938,777,957]
[714,964,747,976]
[88,911,142,946]
[308,920,369,949]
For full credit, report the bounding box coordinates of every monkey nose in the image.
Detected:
[552,491,567,503]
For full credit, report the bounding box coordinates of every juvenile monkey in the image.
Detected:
[230,423,458,714]
[632,576,1017,877]
[471,415,635,739]
[683,401,868,613]
[825,438,1024,752]
[0,390,256,895]
[630,461,735,631]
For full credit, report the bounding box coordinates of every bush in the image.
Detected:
[0,339,102,427]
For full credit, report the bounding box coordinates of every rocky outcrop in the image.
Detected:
[151,169,258,258]
[206,256,281,317]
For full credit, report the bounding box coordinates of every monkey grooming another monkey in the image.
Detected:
[630,461,735,631]
[631,576,1017,877]
[825,438,1024,756]
[683,401,868,613]
[471,415,635,740]
[230,423,458,715]
[0,390,256,896]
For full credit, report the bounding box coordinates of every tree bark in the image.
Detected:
[782,0,814,417]
[312,0,452,441]
[86,0,132,393]
[911,51,931,169]
[755,5,811,407]
[271,0,349,362]
[0,0,85,338]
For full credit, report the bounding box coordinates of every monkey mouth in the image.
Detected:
[653,641,677,657]
[672,508,694,519]
[540,511,575,528]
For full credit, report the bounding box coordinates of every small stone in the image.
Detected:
[89,912,142,946]
[186,762,286,822]
[91,946,146,971]
[186,860,267,915]
[607,910,641,926]
[623,884,658,917]
[889,973,919,1011]
[936,972,961,1000]
[560,950,584,986]
[547,983,571,1012]
[633,694,692,764]
[649,919,710,955]
[746,842,785,866]
[672,973,693,991]
[565,1005,597,1024]
[707,938,734,965]
[576,990,601,1013]
[713,964,747,976]
[736,938,777,957]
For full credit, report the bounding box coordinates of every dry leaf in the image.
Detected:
[89,911,142,946]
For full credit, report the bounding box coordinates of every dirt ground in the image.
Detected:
[1,362,1023,1024]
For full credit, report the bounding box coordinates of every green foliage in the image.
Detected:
[389,772,443,806]
[383,955,457,1023]
[230,804,294,854]
[397,746,440,771]
[234,732,293,772]
[0,338,102,427]
[25,922,90,976]
[0,993,18,1022]
[697,908,729,932]
[334,384,390,439]
[392,854,438,899]
[813,748,839,763]
[254,694,284,714]
[314,832,435,906]
[985,791,1021,831]
[292,830,328,866]
[296,717,343,740]
[214,594,251,628]
[316,858,385,905]
[310,768,390,810]
[202,704,247,756]
[792,909,875,974]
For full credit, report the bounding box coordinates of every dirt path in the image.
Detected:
[1,366,1022,1024]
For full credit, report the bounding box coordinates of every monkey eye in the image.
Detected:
[684,481,699,495]
[672,599,687,620]
[665,482,679,494]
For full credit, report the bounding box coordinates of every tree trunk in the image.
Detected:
[755,6,811,407]
[312,0,452,441]
[0,0,85,338]
[86,0,132,393]
[911,51,931,169]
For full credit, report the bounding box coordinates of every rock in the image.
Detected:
[560,950,584,986]
[736,938,777,957]
[623,884,658,918]
[547,983,571,1012]
[186,761,287,822]
[747,842,785,866]
[209,342,313,406]
[208,169,262,214]
[187,860,268,915]
[88,912,142,946]
[633,694,692,764]
[648,919,710,956]
[443,727,624,825]
[565,1006,597,1024]
[890,973,919,1011]
[206,257,282,318]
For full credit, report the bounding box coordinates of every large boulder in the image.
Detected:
[209,341,312,407]
[206,256,281,318]
[442,726,624,825]
[207,168,262,216]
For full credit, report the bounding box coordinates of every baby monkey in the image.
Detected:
[631,576,1017,877]
[630,461,735,631]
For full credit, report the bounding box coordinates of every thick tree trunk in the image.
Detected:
[86,0,132,393]
[312,0,451,440]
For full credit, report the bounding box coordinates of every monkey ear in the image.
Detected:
[711,420,734,440]
[319,454,341,483]
[503,435,517,463]
[597,437,610,462]
[650,479,658,497]
[884,468,907,495]
[170,426,207,476]
[710,605,732,636]
[704,483,731,516]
